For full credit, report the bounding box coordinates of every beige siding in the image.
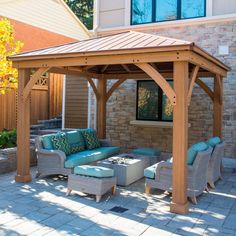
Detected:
[213,0,236,16]
[98,0,125,29]
[0,0,90,40]
[96,0,236,31]
[65,76,88,129]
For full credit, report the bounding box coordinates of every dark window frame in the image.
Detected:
[131,0,206,25]
[136,80,173,122]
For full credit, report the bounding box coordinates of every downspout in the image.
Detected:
[62,75,66,130]
[87,82,91,128]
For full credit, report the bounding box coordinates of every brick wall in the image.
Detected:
[92,20,236,158]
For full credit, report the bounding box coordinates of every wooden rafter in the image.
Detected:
[87,77,99,99]
[121,64,131,72]
[106,78,126,102]
[101,65,109,73]
[135,63,176,105]
[195,78,214,101]
[188,65,200,105]
[48,67,101,79]
[23,67,50,101]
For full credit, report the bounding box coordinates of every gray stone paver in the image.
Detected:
[0,166,235,235]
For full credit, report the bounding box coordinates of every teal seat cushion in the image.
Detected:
[51,133,71,155]
[41,134,56,150]
[65,146,120,168]
[74,165,114,178]
[188,142,208,165]
[66,130,85,154]
[144,164,158,179]
[80,128,100,150]
[132,148,161,157]
[207,137,221,147]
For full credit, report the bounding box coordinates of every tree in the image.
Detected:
[0,18,23,94]
[65,0,93,30]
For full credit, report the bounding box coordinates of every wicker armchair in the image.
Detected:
[145,147,213,204]
[207,142,225,188]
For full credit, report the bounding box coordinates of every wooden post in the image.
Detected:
[213,75,223,138]
[170,61,189,214]
[97,77,107,139]
[15,69,32,183]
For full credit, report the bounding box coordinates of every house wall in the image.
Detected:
[89,19,236,158]
[0,0,90,40]
[94,0,236,31]
[64,76,88,129]
[7,18,76,52]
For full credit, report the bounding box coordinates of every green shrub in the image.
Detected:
[0,129,17,149]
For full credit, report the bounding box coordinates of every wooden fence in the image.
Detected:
[0,73,63,131]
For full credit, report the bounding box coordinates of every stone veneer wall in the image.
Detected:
[91,20,236,158]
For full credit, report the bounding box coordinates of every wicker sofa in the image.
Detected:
[144,143,213,204]
[35,129,120,178]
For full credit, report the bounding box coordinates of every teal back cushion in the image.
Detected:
[51,133,71,155]
[80,128,100,150]
[188,142,208,165]
[207,137,221,147]
[66,130,85,154]
[41,134,56,150]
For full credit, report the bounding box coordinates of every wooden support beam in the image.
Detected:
[188,65,200,105]
[195,78,214,101]
[86,77,99,99]
[213,75,223,138]
[97,77,107,139]
[15,69,32,183]
[189,52,227,77]
[23,67,50,100]
[106,78,126,102]
[170,61,189,214]
[13,51,190,69]
[135,63,176,105]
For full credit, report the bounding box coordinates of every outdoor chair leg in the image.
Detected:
[112,185,116,195]
[205,186,210,193]
[145,186,151,195]
[35,172,41,178]
[209,181,215,189]
[190,197,197,205]
[96,195,102,203]
[66,189,72,196]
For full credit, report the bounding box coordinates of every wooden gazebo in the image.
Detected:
[10,31,229,214]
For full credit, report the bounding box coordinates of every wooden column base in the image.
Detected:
[15,174,32,183]
[170,201,189,214]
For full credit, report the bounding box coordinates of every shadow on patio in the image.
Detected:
[0,165,235,236]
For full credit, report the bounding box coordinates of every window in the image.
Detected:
[131,0,206,25]
[136,80,173,121]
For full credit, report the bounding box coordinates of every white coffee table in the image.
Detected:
[97,153,150,186]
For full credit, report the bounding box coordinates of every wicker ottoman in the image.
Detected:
[67,165,117,202]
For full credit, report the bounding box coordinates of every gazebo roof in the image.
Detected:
[11,31,193,59]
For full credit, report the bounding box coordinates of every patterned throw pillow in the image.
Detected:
[66,131,85,154]
[80,129,100,150]
[51,133,71,155]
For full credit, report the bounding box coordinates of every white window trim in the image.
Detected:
[206,0,213,17]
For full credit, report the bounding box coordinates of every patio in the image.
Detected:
[0,159,235,236]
